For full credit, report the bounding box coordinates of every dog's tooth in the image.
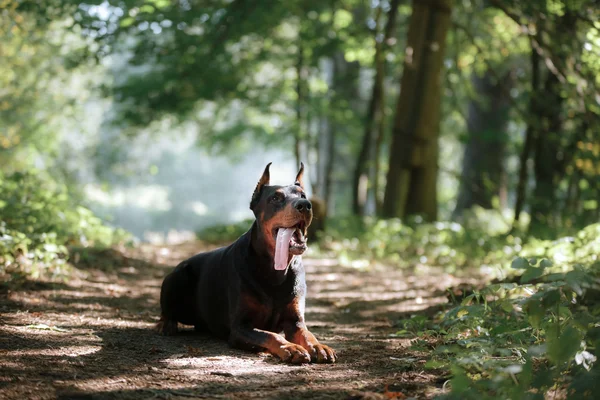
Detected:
[296,227,305,241]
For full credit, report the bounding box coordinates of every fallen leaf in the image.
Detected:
[186,345,203,356]
[384,384,406,399]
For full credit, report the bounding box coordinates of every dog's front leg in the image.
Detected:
[283,299,337,363]
[229,325,311,364]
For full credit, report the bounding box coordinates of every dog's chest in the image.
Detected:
[243,292,295,332]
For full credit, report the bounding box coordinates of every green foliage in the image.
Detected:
[318,212,518,272]
[434,250,600,399]
[323,216,600,397]
[196,219,253,245]
[0,170,129,279]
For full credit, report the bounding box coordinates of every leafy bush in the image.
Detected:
[432,253,600,398]
[324,215,600,397]
[433,226,600,398]
[0,170,129,279]
[196,219,253,244]
[318,214,517,273]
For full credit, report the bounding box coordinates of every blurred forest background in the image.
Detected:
[2,0,600,398]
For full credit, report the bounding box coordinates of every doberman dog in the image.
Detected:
[156,162,336,364]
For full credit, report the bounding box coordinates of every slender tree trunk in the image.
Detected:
[528,12,576,237]
[374,0,401,215]
[453,70,512,218]
[529,72,562,236]
[565,168,579,222]
[324,122,336,212]
[323,55,342,213]
[351,7,382,215]
[373,73,386,214]
[351,0,401,215]
[513,38,540,226]
[352,81,379,214]
[295,39,304,168]
[382,0,453,220]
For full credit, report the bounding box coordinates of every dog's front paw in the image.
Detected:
[306,343,337,363]
[277,343,311,364]
[155,318,178,336]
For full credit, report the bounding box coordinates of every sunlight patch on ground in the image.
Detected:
[358,296,447,318]
[4,345,101,357]
[58,374,183,394]
[162,354,278,373]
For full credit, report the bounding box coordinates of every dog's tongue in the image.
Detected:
[274,228,295,270]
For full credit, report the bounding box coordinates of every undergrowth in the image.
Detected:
[200,214,600,398]
[197,219,253,244]
[0,170,129,280]
[322,215,600,399]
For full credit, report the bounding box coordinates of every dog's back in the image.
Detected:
[157,233,248,337]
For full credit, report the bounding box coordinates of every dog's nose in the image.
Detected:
[295,199,312,212]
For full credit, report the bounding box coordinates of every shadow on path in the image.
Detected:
[0,242,467,399]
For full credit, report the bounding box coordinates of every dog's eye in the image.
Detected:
[300,193,306,199]
[270,193,284,203]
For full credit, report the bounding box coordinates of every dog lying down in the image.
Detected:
[157,162,336,364]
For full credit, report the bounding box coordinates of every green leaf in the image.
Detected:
[541,289,561,308]
[525,299,545,329]
[540,259,553,269]
[519,357,533,389]
[569,368,600,398]
[120,17,135,28]
[500,299,514,313]
[511,257,530,269]
[565,269,590,296]
[520,266,545,284]
[333,10,353,30]
[457,309,469,318]
[139,5,155,13]
[450,366,471,394]
[461,294,475,306]
[547,325,582,365]
[424,359,447,369]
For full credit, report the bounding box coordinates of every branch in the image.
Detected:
[452,21,528,122]
[489,0,600,96]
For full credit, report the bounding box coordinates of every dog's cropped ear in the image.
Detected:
[250,162,272,210]
[294,162,305,189]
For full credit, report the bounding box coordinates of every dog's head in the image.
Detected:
[250,163,313,269]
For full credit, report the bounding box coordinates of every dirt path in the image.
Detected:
[1,242,470,399]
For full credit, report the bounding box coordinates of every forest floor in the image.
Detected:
[0,241,480,400]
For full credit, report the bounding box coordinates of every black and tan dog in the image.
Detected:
[156,163,336,364]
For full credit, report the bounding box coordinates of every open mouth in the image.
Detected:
[273,221,308,270]
[288,221,307,254]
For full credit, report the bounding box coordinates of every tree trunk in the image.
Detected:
[513,37,541,227]
[324,120,336,213]
[295,38,304,168]
[352,0,401,216]
[322,55,342,214]
[373,0,401,215]
[372,71,386,215]
[528,72,562,236]
[453,70,512,218]
[528,12,576,237]
[382,0,453,220]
